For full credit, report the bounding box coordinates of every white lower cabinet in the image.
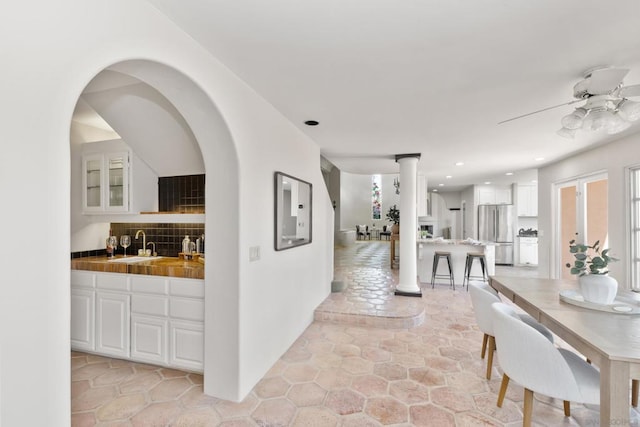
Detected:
[170,320,204,371]
[131,315,168,365]
[96,291,131,358]
[71,270,203,372]
[71,288,95,351]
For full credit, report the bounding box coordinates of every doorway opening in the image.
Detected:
[554,172,608,279]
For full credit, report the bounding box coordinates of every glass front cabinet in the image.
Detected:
[82,151,130,213]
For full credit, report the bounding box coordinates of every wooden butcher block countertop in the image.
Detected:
[71,255,204,280]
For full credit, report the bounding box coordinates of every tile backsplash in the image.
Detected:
[70,223,206,259]
[159,174,205,213]
[110,223,205,257]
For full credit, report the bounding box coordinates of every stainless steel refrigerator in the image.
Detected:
[478,204,514,265]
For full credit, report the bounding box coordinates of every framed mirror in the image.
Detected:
[274,171,312,250]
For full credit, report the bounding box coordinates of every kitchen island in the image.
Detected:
[417,239,495,286]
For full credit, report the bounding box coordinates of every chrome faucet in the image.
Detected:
[135,230,146,255]
[147,241,157,257]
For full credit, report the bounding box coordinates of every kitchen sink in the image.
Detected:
[107,256,164,263]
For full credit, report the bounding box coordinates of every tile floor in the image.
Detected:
[72,240,617,426]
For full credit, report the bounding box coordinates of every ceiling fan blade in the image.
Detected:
[498,99,583,125]
[587,68,629,94]
[620,84,640,97]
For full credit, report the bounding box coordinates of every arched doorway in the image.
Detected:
[70,60,241,399]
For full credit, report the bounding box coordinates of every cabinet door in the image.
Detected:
[495,188,512,204]
[82,154,104,212]
[71,288,95,351]
[169,320,204,372]
[131,315,168,365]
[478,189,495,205]
[105,152,129,212]
[96,292,130,358]
[519,242,538,265]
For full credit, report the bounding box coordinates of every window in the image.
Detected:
[630,166,640,289]
[372,174,381,220]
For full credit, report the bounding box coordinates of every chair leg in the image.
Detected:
[481,333,489,359]
[563,400,570,417]
[633,379,639,407]
[497,374,509,407]
[485,335,495,380]
[523,388,534,427]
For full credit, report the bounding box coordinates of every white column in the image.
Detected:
[395,154,422,296]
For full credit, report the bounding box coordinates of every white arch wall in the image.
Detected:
[0,1,333,425]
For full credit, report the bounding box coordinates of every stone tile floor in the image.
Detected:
[72,240,628,426]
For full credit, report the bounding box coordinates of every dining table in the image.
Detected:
[490,275,640,426]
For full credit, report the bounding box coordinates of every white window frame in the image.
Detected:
[628,165,640,290]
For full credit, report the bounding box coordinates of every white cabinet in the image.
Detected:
[517,184,538,217]
[71,288,95,351]
[131,315,168,365]
[82,150,130,213]
[71,270,203,371]
[477,186,512,205]
[169,320,204,371]
[519,237,538,265]
[96,291,131,358]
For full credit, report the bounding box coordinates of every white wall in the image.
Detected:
[538,133,640,284]
[340,172,400,230]
[0,1,333,425]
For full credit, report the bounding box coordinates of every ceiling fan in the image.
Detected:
[499,67,640,138]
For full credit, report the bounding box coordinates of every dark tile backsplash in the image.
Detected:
[159,174,205,213]
[110,223,206,257]
[71,223,206,259]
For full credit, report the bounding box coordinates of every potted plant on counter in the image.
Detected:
[386,205,400,235]
[565,234,618,305]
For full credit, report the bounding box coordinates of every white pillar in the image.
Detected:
[395,153,422,296]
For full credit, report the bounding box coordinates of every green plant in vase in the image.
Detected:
[386,205,400,234]
[565,233,619,305]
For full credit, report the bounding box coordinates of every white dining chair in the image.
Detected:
[468,281,554,380]
[491,302,600,426]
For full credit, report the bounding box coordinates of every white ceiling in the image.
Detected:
[73,1,640,191]
[142,0,640,190]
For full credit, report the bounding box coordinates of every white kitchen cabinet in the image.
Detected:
[477,185,512,205]
[96,291,131,358]
[131,315,168,365]
[71,270,203,371]
[82,150,130,213]
[71,288,95,351]
[519,237,538,265]
[517,184,538,217]
[169,320,204,371]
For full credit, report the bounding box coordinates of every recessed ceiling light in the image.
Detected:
[505,172,513,176]
[484,181,491,185]
[532,179,538,183]
[304,120,319,126]
[455,162,464,166]
[438,183,444,187]
[445,175,452,179]
[433,189,438,192]
[534,157,545,161]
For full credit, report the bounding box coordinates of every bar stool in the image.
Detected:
[463,252,488,290]
[431,251,455,290]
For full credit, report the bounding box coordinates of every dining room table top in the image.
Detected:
[490,275,640,365]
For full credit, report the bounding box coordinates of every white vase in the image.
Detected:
[579,274,618,305]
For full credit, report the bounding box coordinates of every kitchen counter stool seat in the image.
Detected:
[463,252,488,290]
[431,251,455,290]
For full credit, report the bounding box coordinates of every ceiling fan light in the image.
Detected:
[560,108,587,130]
[556,127,576,139]
[606,112,631,134]
[583,109,611,132]
[618,99,640,121]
